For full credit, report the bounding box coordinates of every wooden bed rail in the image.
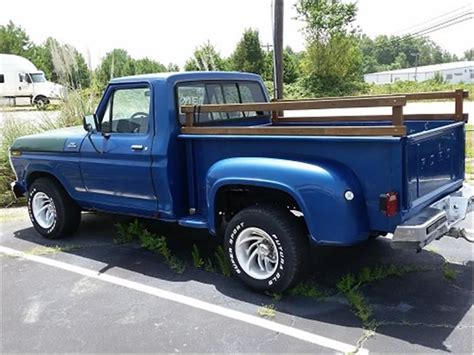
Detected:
[274,90,468,122]
[180,90,468,137]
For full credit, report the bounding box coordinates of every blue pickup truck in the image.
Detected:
[9,72,473,292]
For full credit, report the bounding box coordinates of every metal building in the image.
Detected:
[364,61,474,85]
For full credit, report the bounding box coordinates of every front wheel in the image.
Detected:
[28,177,81,239]
[224,205,308,293]
[34,96,49,109]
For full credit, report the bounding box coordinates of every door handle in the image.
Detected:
[131,144,144,151]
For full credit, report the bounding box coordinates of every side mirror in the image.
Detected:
[83,114,98,132]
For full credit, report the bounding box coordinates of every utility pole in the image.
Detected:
[273,0,284,100]
[411,52,419,82]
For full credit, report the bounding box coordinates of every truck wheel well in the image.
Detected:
[214,185,308,236]
[27,172,62,190]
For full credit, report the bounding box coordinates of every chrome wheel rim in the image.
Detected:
[32,192,56,229]
[235,227,279,280]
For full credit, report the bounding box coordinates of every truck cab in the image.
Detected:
[9,72,474,292]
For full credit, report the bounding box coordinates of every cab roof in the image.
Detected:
[109,71,263,85]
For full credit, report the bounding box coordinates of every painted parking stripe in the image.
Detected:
[0,245,368,354]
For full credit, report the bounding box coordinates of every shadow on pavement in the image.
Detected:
[11,212,473,352]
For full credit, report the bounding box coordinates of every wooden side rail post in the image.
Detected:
[455,89,465,121]
[392,105,404,126]
[185,112,194,127]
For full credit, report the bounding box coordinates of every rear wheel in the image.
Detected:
[224,205,308,292]
[28,177,81,239]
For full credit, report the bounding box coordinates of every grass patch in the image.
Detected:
[364,81,473,101]
[466,129,473,160]
[288,280,328,299]
[257,304,276,319]
[442,263,458,281]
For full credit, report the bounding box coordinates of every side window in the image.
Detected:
[101,87,150,134]
[18,73,25,82]
[0,74,4,83]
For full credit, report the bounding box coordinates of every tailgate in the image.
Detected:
[405,121,465,213]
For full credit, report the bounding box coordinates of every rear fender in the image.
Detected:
[207,157,369,245]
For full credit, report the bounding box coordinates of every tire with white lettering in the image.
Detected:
[28,177,81,239]
[224,205,308,292]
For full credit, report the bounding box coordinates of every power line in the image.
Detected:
[373,11,473,48]
[392,4,472,36]
[401,12,472,39]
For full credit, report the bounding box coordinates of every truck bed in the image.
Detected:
[179,91,468,243]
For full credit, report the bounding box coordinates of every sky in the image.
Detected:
[1,0,473,69]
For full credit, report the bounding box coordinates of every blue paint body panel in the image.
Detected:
[9,72,467,246]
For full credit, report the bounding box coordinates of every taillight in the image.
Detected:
[380,192,398,217]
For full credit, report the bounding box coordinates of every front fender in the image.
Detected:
[207,157,369,245]
[11,155,81,200]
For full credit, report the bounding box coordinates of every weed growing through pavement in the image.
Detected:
[336,264,420,351]
[115,220,186,274]
[442,262,458,281]
[191,244,204,268]
[257,304,276,319]
[267,292,282,302]
[214,245,232,277]
[288,280,328,299]
[204,257,215,272]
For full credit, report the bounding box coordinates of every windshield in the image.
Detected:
[29,73,47,83]
[177,81,268,125]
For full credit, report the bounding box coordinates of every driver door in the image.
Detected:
[80,84,157,214]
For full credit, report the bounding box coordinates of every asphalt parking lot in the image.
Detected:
[1,208,473,354]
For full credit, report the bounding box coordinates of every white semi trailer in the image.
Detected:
[0,54,64,107]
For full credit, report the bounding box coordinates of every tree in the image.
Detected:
[295,0,357,42]
[0,21,34,57]
[296,0,363,96]
[360,34,459,73]
[184,41,226,71]
[32,38,91,89]
[301,34,364,96]
[134,57,166,74]
[463,49,474,61]
[167,63,180,72]
[262,46,300,84]
[96,49,135,87]
[230,29,265,74]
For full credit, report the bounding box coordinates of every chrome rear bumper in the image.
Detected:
[392,185,474,249]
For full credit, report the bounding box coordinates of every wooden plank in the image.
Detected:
[181,125,407,137]
[455,89,464,121]
[275,90,468,102]
[181,96,407,114]
[275,113,466,122]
